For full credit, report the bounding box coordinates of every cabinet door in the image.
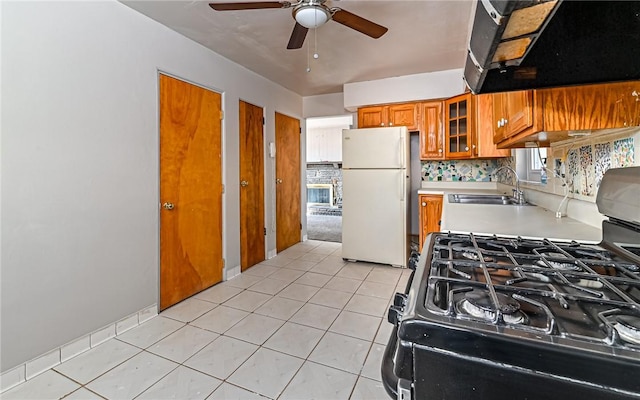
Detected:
[420,101,444,160]
[358,106,387,128]
[505,90,534,137]
[476,95,510,158]
[388,103,419,131]
[419,194,443,251]
[492,92,507,143]
[445,93,474,159]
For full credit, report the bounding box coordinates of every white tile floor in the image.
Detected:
[3,240,409,400]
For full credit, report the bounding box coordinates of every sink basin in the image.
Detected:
[448,193,529,206]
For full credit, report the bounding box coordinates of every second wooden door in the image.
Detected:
[275,112,301,252]
[239,101,265,270]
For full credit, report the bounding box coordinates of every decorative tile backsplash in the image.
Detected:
[421,128,638,200]
[561,133,635,196]
[422,160,501,182]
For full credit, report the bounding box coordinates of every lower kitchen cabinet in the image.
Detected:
[419,194,443,251]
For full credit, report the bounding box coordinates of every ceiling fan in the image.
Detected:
[208,0,388,50]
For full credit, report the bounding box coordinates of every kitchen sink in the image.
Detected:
[448,193,529,206]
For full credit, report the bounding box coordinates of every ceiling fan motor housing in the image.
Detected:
[293,1,331,29]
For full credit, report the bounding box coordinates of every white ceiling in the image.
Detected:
[121,0,475,96]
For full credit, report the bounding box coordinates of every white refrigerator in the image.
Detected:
[341,126,410,267]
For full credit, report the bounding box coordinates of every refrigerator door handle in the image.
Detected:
[399,133,405,169]
[400,171,405,202]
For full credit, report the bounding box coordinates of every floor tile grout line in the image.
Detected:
[8,241,395,399]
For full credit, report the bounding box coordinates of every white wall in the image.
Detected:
[343,69,467,111]
[302,92,348,118]
[1,0,302,372]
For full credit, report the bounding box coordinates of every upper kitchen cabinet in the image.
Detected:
[492,90,543,144]
[475,95,510,158]
[438,94,508,159]
[306,126,342,163]
[420,101,444,160]
[542,81,640,131]
[358,103,420,131]
[494,80,640,148]
[445,93,475,159]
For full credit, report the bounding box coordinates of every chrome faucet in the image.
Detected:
[492,166,526,205]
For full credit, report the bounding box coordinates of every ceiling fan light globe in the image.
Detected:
[294,6,329,29]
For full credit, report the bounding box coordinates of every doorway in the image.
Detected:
[159,74,223,311]
[275,112,301,252]
[304,115,352,243]
[239,100,265,271]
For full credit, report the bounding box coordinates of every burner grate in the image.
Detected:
[425,232,640,346]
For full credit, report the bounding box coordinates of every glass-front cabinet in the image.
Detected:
[445,93,475,159]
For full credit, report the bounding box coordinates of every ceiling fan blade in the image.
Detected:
[209,2,289,11]
[287,23,308,49]
[331,8,388,39]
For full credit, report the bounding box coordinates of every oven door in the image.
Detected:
[381,235,433,399]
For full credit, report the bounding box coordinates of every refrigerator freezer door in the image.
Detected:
[342,127,408,169]
[342,169,409,267]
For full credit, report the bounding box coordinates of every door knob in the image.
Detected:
[162,202,174,210]
[240,180,249,187]
[276,179,283,184]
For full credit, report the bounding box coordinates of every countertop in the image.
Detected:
[418,184,602,243]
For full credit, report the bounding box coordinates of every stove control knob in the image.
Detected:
[388,305,402,326]
[393,293,408,308]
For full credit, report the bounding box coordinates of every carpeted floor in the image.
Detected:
[307,214,342,243]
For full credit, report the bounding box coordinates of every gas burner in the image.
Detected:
[458,291,526,324]
[614,315,640,346]
[459,248,494,262]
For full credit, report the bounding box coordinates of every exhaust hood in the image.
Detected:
[464,0,640,94]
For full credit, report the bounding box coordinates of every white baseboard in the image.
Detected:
[0,304,157,393]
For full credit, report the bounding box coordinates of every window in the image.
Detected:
[515,148,548,183]
[527,148,548,182]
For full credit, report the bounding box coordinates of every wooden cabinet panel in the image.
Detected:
[476,95,510,158]
[493,90,538,143]
[419,194,443,251]
[388,103,419,131]
[358,106,386,128]
[420,101,444,160]
[542,81,640,131]
[358,103,419,130]
[445,93,475,159]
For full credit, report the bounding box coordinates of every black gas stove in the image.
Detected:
[382,167,640,400]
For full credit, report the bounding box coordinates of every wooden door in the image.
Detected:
[419,194,443,251]
[388,103,419,131]
[420,101,444,160]
[358,106,386,128]
[275,112,301,252]
[159,74,223,311]
[239,101,265,271]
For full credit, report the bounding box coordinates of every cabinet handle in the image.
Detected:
[421,202,427,207]
[504,118,508,125]
[380,123,385,126]
[389,122,393,126]
[497,120,501,128]
[465,146,469,151]
[438,149,443,153]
